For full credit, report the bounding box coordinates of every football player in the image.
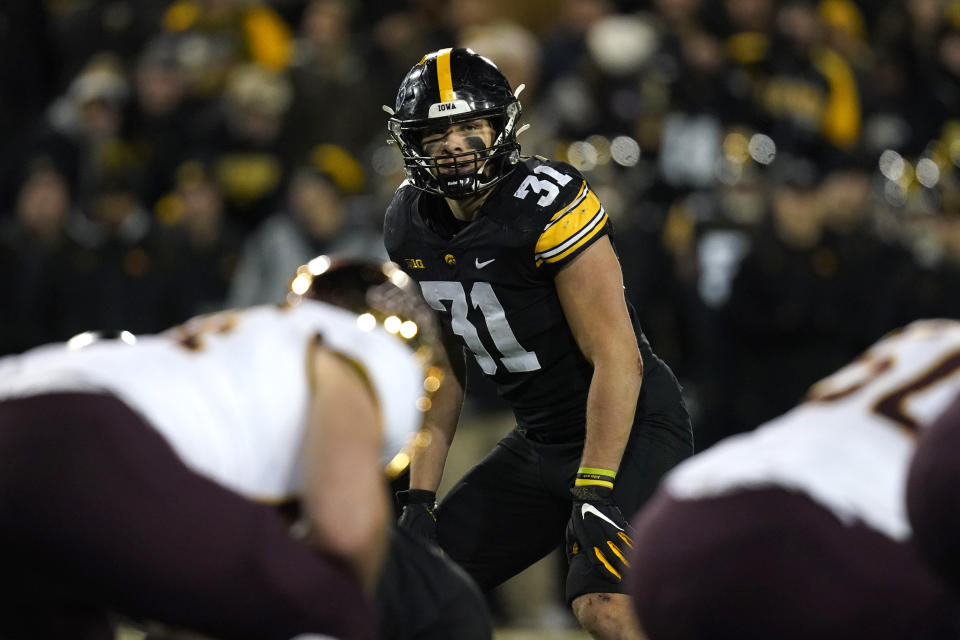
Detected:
[382,47,694,640]
[907,351,960,601]
[629,319,960,639]
[0,257,491,640]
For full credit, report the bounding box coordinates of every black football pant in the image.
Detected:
[436,360,693,603]
[377,527,492,640]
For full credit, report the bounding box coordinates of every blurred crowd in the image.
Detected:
[2,0,960,448]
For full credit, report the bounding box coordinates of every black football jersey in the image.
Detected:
[384,156,654,434]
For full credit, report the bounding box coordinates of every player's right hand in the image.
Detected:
[396,489,440,547]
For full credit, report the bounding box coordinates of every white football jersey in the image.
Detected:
[0,301,428,500]
[667,319,960,540]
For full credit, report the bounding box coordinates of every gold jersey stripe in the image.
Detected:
[436,47,455,102]
[542,185,599,236]
[544,181,589,229]
[537,186,600,252]
[535,186,605,261]
[535,209,607,266]
[536,203,605,261]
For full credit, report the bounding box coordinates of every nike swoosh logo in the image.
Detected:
[475,258,496,269]
[581,503,624,531]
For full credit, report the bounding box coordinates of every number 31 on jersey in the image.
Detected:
[419,281,541,374]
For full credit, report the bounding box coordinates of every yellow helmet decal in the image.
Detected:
[436,47,455,102]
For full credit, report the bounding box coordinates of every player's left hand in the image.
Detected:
[396,489,440,548]
[566,485,634,582]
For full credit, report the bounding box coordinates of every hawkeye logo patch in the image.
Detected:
[444,254,457,265]
[405,258,425,269]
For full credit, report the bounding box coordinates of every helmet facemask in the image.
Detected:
[389,100,521,199]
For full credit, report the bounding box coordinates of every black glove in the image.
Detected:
[396,489,440,547]
[566,485,634,583]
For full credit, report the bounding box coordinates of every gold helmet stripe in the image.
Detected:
[436,47,455,102]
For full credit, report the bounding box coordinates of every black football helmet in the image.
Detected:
[387,47,523,199]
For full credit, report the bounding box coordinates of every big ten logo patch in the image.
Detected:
[405,258,425,269]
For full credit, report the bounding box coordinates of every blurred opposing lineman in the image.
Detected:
[629,319,960,640]
[0,257,491,640]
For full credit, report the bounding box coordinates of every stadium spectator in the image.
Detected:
[285,0,385,161]
[31,54,131,202]
[32,162,192,342]
[0,2,58,207]
[760,0,863,159]
[160,0,295,98]
[187,62,296,231]
[161,158,245,314]
[228,146,384,308]
[712,156,894,431]
[122,34,209,209]
[0,158,75,356]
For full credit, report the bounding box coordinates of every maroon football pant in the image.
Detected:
[629,487,960,640]
[0,392,374,640]
[908,391,960,598]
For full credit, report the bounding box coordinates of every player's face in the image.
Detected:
[419,119,496,176]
